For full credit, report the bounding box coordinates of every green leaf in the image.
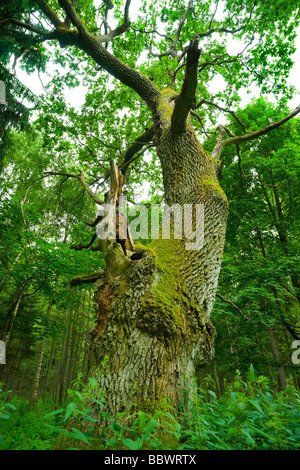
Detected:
[64,402,77,421]
[68,427,92,446]
[248,399,264,415]
[143,419,158,441]
[106,437,118,446]
[110,420,123,437]
[44,408,64,419]
[248,364,256,383]
[4,403,16,411]
[122,438,144,450]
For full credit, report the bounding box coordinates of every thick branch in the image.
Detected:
[0,18,49,36]
[34,0,63,28]
[56,0,158,109]
[124,0,131,22]
[2,0,159,111]
[70,271,104,287]
[57,0,88,36]
[81,39,159,110]
[171,37,201,135]
[119,125,155,177]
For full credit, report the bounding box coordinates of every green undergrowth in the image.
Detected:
[1,366,300,450]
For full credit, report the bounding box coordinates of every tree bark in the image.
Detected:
[29,299,53,406]
[88,86,228,426]
[267,327,287,391]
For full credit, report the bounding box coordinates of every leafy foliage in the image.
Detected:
[1,367,299,450]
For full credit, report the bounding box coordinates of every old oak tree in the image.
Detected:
[1,0,300,425]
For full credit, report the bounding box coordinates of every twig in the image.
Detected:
[216,293,250,320]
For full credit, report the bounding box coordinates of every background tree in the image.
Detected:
[209,98,300,392]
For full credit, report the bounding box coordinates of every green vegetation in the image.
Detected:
[1,366,299,450]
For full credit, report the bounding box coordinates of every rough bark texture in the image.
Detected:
[87,87,229,427]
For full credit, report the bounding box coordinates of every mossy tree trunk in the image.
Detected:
[87,41,229,422]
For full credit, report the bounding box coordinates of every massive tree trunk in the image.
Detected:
[87,84,228,423]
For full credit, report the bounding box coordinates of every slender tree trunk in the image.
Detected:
[29,299,53,406]
[267,327,287,391]
[65,301,80,400]
[212,361,220,398]
[42,336,56,401]
[80,290,92,380]
[70,292,87,384]
[1,286,23,345]
[52,355,60,410]
[58,303,72,406]
[30,337,47,406]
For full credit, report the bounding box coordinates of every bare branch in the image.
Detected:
[197,1,257,40]
[190,110,210,137]
[142,0,192,61]
[211,104,300,159]
[71,233,97,251]
[119,125,155,177]
[216,293,250,320]
[224,105,300,147]
[57,0,88,36]
[173,0,193,51]
[44,171,105,205]
[196,99,249,133]
[20,176,49,226]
